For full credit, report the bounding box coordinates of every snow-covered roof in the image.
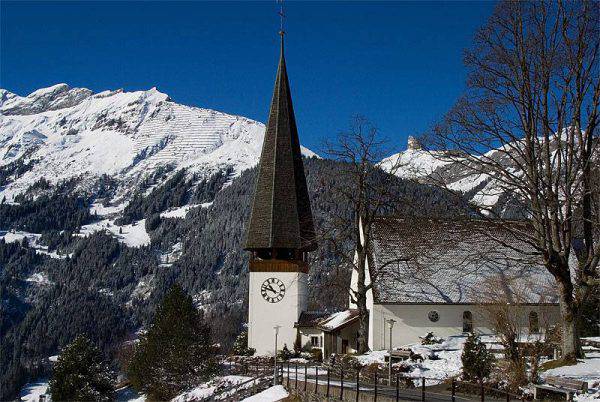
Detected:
[370,218,557,304]
[296,310,360,332]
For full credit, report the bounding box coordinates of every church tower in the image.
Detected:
[245,33,316,355]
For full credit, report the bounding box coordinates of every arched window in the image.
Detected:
[463,311,473,333]
[529,311,539,334]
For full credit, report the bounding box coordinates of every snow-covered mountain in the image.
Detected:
[0,84,316,202]
[380,136,512,213]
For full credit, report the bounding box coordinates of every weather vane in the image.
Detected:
[277,0,285,37]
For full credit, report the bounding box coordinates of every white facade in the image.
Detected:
[349,250,560,351]
[248,270,307,355]
[370,303,560,350]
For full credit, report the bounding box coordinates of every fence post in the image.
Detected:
[506,390,510,402]
[480,380,484,402]
[287,361,290,387]
[327,368,330,398]
[374,370,378,402]
[340,367,344,400]
[356,368,360,402]
[396,374,399,402]
[451,378,456,402]
[316,366,319,394]
[304,364,307,392]
[295,362,298,390]
[421,377,425,402]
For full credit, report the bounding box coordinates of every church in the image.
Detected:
[244,34,560,357]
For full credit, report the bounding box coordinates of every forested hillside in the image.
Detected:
[0,157,467,397]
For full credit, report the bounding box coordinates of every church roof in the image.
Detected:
[245,37,316,252]
[369,218,557,304]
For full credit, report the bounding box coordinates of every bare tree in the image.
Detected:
[425,1,599,360]
[321,116,408,353]
[478,277,555,389]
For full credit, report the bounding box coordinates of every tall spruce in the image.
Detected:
[48,335,113,402]
[127,284,218,400]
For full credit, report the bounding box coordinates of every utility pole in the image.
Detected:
[273,325,282,385]
[388,319,396,385]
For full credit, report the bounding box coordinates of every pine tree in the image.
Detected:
[127,284,218,400]
[48,335,113,401]
[232,330,255,356]
[461,333,494,382]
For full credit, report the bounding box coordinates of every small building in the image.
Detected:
[295,310,360,357]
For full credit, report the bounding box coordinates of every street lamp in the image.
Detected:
[387,319,396,385]
[273,325,282,385]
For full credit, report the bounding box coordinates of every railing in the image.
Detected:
[280,361,526,402]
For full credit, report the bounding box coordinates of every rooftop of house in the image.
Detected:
[296,309,360,332]
[370,218,557,304]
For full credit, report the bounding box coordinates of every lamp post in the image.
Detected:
[273,325,282,385]
[387,319,396,385]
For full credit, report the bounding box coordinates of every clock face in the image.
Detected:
[261,278,286,303]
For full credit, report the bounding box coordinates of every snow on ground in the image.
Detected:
[115,386,146,402]
[171,375,252,401]
[19,379,49,401]
[356,336,466,384]
[89,202,126,217]
[542,352,600,390]
[240,385,289,402]
[78,218,150,247]
[25,272,54,286]
[1,230,68,259]
[159,202,211,219]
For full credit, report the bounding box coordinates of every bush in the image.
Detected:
[278,344,294,361]
[420,332,443,345]
[48,335,113,401]
[127,285,219,400]
[232,330,255,356]
[311,348,323,363]
[461,333,494,382]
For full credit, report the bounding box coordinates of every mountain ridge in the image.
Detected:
[0,84,316,204]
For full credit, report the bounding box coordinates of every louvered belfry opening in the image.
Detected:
[245,36,316,271]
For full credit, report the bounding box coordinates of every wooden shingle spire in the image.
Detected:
[245,36,316,253]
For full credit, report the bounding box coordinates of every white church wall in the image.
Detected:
[248,271,307,355]
[371,303,560,350]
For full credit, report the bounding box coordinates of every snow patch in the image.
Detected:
[79,218,150,247]
[19,379,49,402]
[240,385,289,402]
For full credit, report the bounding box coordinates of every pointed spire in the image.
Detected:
[245,37,316,252]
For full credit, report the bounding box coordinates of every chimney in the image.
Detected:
[407,136,422,151]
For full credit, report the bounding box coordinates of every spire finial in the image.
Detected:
[277,0,285,38]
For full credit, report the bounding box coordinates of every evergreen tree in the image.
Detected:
[461,333,494,382]
[48,335,114,401]
[232,330,255,356]
[127,284,218,400]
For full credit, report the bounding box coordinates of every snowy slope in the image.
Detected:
[0,84,316,202]
[380,136,513,212]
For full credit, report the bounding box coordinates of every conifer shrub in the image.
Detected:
[461,333,494,382]
[278,344,293,361]
[48,335,114,401]
[232,330,255,356]
[127,285,219,400]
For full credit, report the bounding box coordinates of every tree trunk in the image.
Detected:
[356,291,370,354]
[557,280,583,361]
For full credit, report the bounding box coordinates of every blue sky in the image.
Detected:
[1,1,496,154]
